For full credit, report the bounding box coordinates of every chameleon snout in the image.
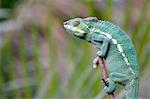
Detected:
[64,21,71,30]
[64,21,68,26]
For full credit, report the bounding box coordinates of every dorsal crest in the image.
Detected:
[84,17,99,22]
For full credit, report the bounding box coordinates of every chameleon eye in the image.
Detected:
[73,20,80,27]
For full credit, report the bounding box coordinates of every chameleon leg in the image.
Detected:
[91,33,110,58]
[95,37,110,57]
[104,72,131,94]
[109,72,131,83]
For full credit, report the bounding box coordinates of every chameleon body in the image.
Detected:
[64,17,139,99]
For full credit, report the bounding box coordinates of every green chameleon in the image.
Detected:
[63,17,139,99]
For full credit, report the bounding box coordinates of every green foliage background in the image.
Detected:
[0,0,150,99]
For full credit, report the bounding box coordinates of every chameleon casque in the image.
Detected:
[63,17,139,99]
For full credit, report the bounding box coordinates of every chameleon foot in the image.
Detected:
[92,56,99,69]
[104,78,116,94]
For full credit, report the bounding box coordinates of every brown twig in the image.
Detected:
[98,57,115,99]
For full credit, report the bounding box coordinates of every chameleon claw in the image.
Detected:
[92,56,99,69]
[92,64,97,69]
[93,56,99,63]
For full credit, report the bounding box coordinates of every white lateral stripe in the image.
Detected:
[124,57,129,63]
[121,53,125,57]
[94,29,100,32]
[117,44,123,52]
[100,31,112,39]
[130,68,135,74]
[129,68,132,71]
[105,33,112,39]
[100,31,106,35]
[112,39,117,44]
[94,30,112,39]
[126,62,130,65]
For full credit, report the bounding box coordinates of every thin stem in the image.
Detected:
[98,57,115,99]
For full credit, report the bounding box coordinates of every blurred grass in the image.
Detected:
[0,0,150,99]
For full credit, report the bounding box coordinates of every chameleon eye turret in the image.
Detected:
[72,20,80,27]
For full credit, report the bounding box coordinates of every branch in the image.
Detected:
[98,57,115,99]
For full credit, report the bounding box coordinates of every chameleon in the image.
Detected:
[63,17,139,99]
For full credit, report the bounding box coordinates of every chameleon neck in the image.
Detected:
[85,33,93,42]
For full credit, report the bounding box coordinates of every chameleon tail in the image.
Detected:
[126,77,139,99]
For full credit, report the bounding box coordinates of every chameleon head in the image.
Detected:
[64,18,91,38]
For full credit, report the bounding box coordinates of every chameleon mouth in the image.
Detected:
[75,28,86,34]
[64,24,86,34]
